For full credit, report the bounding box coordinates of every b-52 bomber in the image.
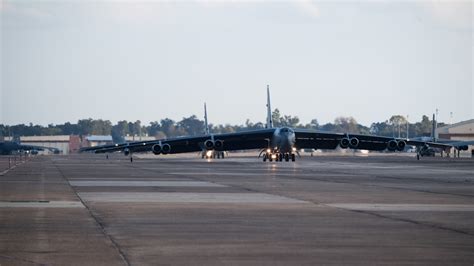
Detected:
[81,86,454,162]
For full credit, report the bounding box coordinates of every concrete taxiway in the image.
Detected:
[1,154,473,265]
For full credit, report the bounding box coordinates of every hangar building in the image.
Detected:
[436,119,474,153]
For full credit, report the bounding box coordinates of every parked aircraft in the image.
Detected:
[81,85,454,161]
[0,141,61,155]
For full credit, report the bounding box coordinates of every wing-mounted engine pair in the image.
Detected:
[203,139,224,150]
[386,139,406,151]
[152,143,171,155]
[339,137,360,149]
[340,136,406,151]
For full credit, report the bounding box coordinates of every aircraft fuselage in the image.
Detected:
[271,127,296,153]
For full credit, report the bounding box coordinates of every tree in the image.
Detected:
[91,119,112,135]
[279,115,300,128]
[147,121,162,137]
[272,109,281,127]
[334,116,359,133]
[77,119,94,135]
[177,115,204,136]
[413,115,433,137]
[159,118,177,138]
[111,120,129,143]
[59,122,80,135]
[308,119,319,129]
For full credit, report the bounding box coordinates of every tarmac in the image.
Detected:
[1,153,473,265]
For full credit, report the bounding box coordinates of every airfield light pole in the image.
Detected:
[406,115,409,139]
[398,121,401,138]
[435,108,439,140]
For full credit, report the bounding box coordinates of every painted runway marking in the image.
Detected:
[70,181,226,187]
[0,201,84,208]
[327,203,474,212]
[78,192,308,204]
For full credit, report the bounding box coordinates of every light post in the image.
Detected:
[406,115,409,139]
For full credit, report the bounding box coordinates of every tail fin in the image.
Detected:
[432,113,437,142]
[204,103,210,135]
[266,85,273,129]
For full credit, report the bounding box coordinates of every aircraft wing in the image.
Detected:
[81,129,275,154]
[81,127,456,155]
[405,140,453,150]
[294,129,454,151]
[441,140,474,150]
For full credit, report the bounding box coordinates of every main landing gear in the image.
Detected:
[262,152,295,162]
[201,150,225,159]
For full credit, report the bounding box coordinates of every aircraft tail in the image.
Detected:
[266,85,273,129]
[204,103,210,135]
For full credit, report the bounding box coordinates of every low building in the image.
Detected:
[437,119,474,141]
[124,136,156,142]
[84,135,114,147]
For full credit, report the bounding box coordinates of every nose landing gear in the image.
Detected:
[262,151,296,162]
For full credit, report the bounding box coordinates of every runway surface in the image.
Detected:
[1,153,473,265]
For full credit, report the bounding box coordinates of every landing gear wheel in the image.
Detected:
[291,153,296,162]
[285,153,289,162]
[279,153,283,162]
[263,154,267,162]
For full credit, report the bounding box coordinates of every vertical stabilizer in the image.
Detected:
[266,85,273,129]
[431,113,436,142]
[204,103,210,135]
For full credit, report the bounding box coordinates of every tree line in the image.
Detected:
[0,110,443,141]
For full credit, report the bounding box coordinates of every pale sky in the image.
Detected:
[1,0,472,127]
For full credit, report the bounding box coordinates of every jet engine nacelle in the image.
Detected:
[204,139,214,150]
[123,148,130,156]
[340,138,350,149]
[349,137,359,148]
[152,144,162,155]
[397,140,406,151]
[387,140,398,151]
[162,143,171,154]
[214,139,224,150]
[458,145,468,151]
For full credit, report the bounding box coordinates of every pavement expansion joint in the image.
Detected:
[0,201,85,208]
[325,203,474,212]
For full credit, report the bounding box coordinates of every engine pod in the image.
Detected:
[204,139,214,150]
[387,140,398,151]
[161,143,171,154]
[397,140,406,151]
[152,144,162,155]
[214,139,224,150]
[349,137,359,148]
[340,138,350,149]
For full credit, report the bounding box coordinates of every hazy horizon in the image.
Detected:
[1,1,472,127]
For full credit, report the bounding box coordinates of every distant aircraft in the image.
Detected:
[81,85,454,161]
[0,141,61,155]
